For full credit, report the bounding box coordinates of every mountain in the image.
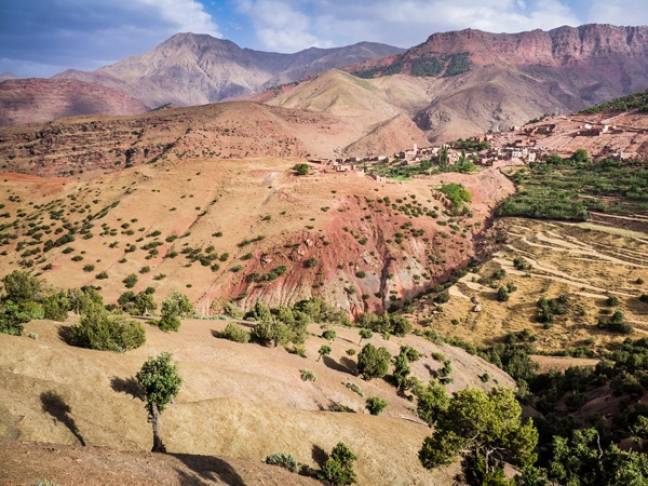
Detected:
[54,33,403,108]
[0,78,148,127]
[0,72,17,81]
[342,24,648,141]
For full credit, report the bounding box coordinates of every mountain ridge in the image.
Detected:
[54,33,403,108]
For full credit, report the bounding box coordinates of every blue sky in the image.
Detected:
[0,0,645,77]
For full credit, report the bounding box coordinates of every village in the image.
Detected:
[307,113,647,180]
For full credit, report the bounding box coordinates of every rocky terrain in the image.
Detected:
[0,102,355,176]
[0,78,148,127]
[55,33,402,108]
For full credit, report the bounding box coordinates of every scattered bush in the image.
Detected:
[265,453,297,473]
[357,344,391,380]
[320,442,357,486]
[66,307,145,352]
[365,396,387,415]
[218,323,250,343]
[292,163,309,176]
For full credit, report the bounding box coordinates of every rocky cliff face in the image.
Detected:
[55,33,403,108]
[0,78,147,127]
[346,24,648,141]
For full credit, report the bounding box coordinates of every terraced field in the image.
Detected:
[410,217,648,354]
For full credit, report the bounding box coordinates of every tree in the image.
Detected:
[365,396,387,415]
[415,381,449,426]
[571,148,591,165]
[418,387,538,485]
[320,442,357,485]
[136,353,182,453]
[292,163,310,176]
[357,344,391,380]
[392,348,411,394]
[358,328,373,343]
[158,292,193,332]
[68,307,145,352]
[496,286,510,302]
[548,428,648,486]
[2,270,42,302]
[318,344,332,361]
[42,291,69,321]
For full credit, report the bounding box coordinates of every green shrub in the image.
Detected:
[123,273,137,288]
[265,452,297,472]
[218,323,250,343]
[292,163,309,176]
[496,286,510,302]
[365,396,387,415]
[82,264,95,272]
[320,442,357,486]
[322,329,337,340]
[158,292,193,332]
[357,344,391,380]
[42,292,69,321]
[300,369,316,382]
[2,270,42,301]
[67,308,145,352]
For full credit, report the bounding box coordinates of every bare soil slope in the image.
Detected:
[0,158,513,315]
[0,78,147,127]
[0,441,320,486]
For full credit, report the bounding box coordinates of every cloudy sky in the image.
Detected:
[1,0,646,77]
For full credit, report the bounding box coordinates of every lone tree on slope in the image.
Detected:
[136,352,182,453]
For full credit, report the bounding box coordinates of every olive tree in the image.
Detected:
[418,387,538,485]
[158,292,193,332]
[357,344,391,380]
[136,353,182,453]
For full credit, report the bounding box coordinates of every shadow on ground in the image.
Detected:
[40,390,86,446]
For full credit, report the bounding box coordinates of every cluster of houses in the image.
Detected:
[306,114,644,176]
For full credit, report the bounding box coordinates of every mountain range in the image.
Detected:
[54,33,403,108]
[3,24,648,143]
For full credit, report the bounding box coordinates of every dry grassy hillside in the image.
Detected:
[0,441,321,485]
[0,158,514,316]
[0,316,512,485]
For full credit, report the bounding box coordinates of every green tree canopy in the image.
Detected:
[419,387,538,485]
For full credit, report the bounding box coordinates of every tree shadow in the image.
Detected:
[311,444,328,469]
[40,391,86,446]
[110,376,144,400]
[323,356,356,375]
[57,325,76,345]
[171,453,247,486]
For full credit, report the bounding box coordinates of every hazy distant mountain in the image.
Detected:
[0,78,147,127]
[0,72,17,82]
[55,33,403,108]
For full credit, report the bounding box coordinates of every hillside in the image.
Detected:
[0,441,321,485]
[0,156,513,316]
[0,101,362,176]
[0,78,148,127]
[54,34,403,109]
[0,316,512,485]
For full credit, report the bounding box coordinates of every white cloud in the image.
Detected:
[238,0,331,51]
[239,0,583,51]
[137,0,221,36]
[586,0,648,26]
